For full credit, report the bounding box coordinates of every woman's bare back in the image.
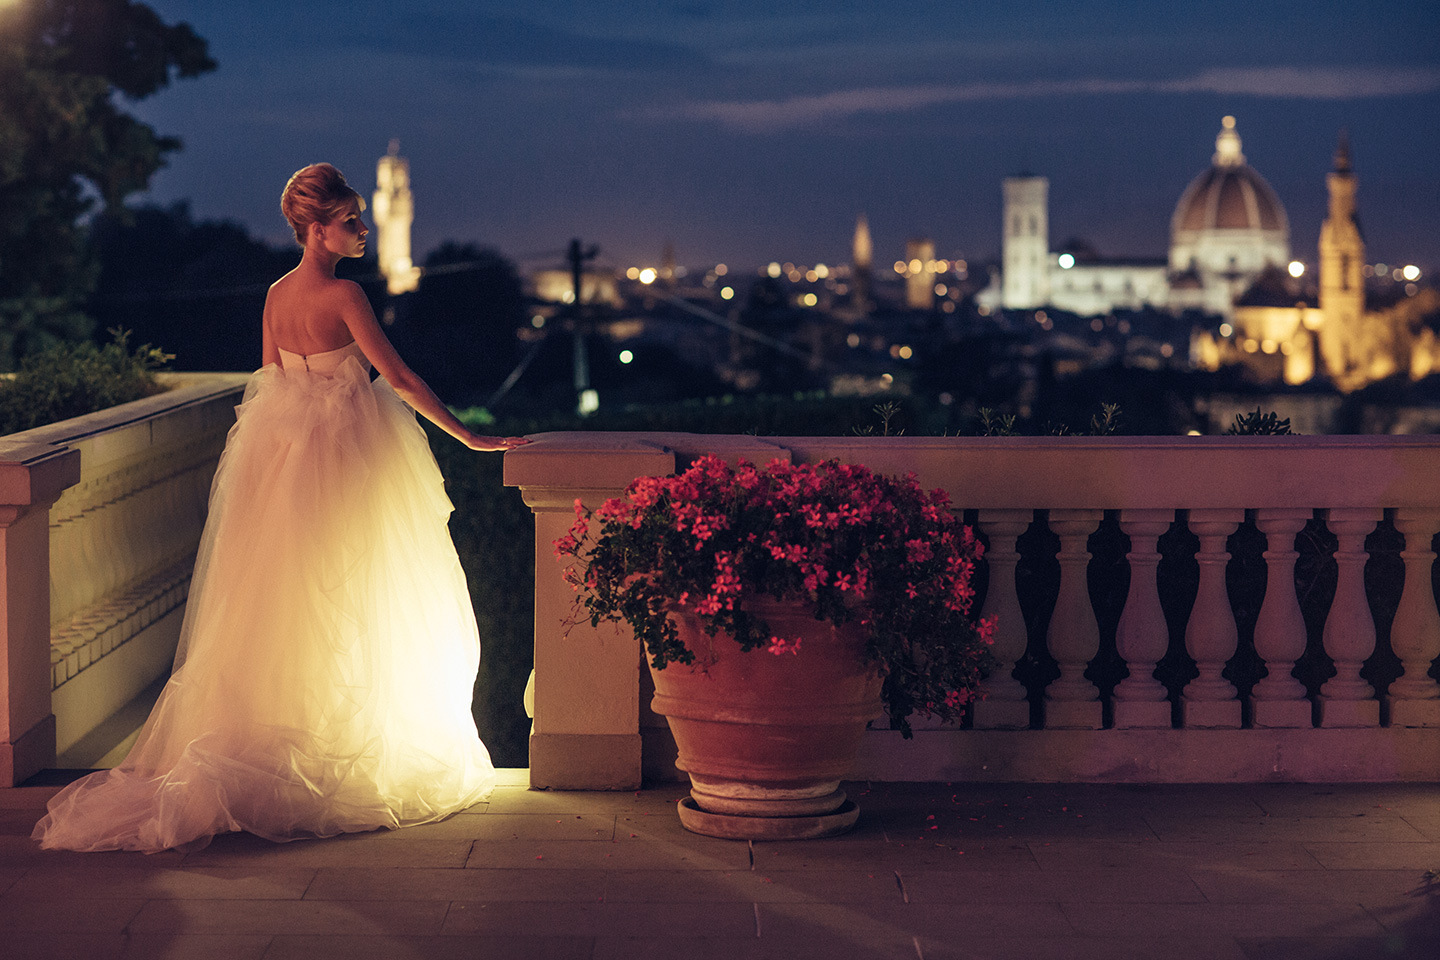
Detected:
[264,268,360,357]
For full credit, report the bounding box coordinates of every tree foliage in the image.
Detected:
[0,0,214,368]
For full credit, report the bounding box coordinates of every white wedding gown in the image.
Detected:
[33,341,496,852]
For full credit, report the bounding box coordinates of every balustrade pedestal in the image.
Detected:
[1180,510,1243,729]
[1387,509,1440,728]
[972,510,1032,730]
[1317,509,1381,729]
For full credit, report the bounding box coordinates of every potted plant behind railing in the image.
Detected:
[555,454,995,839]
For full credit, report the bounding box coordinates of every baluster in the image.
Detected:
[1113,509,1173,728]
[972,509,1032,729]
[1318,508,1381,727]
[1044,509,1103,729]
[1385,509,1440,727]
[1251,508,1313,727]
[1181,509,1242,728]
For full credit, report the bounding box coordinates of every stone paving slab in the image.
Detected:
[589,933,1254,960]
[264,934,596,960]
[0,777,1437,959]
[1305,840,1440,870]
[126,897,449,936]
[1028,838,1326,871]
[7,865,316,900]
[303,866,608,902]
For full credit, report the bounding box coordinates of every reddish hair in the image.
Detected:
[280,163,365,245]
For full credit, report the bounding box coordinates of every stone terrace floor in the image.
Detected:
[2,771,1438,960]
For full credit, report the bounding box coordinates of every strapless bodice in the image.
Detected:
[277,340,369,375]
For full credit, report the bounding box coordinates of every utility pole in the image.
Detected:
[567,238,600,415]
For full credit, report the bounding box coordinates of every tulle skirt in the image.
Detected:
[34,348,495,852]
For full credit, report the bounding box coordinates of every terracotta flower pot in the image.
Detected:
[650,597,883,839]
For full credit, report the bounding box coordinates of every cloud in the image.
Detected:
[645,66,1440,131]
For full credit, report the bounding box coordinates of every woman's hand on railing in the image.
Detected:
[465,434,531,452]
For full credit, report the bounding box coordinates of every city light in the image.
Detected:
[898,345,913,360]
[720,286,735,300]
[1219,323,1234,337]
[619,350,634,364]
[815,264,829,278]
[531,315,545,328]
[714,263,728,276]
[767,262,782,278]
[1288,261,1305,278]
[1403,265,1421,281]
[638,268,657,285]
[801,293,818,306]
[625,267,640,280]
[893,260,907,275]
[1058,253,1075,269]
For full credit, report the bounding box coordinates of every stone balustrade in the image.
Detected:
[507,432,1440,789]
[0,373,246,784]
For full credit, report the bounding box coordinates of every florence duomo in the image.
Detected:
[982,116,1439,393]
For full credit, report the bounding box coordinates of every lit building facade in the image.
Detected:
[986,117,1291,322]
[373,141,421,295]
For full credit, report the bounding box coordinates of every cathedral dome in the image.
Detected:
[1168,117,1290,317]
[1171,117,1288,237]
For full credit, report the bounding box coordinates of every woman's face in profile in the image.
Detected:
[323,199,369,258]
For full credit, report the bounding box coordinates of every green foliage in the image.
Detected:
[0,328,171,434]
[976,402,1121,437]
[977,407,1018,437]
[852,400,905,437]
[0,1,215,369]
[1226,408,1293,436]
[1090,402,1122,436]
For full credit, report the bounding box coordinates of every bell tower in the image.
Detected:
[1317,132,1366,386]
[373,140,421,295]
[1002,176,1049,309]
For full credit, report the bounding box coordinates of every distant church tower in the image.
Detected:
[1002,176,1049,309]
[1317,132,1366,385]
[851,213,873,315]
[373,140,420,295]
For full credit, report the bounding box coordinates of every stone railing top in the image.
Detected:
[0,373,248,509]
[503,431,1440,511]
[0,373,249,452]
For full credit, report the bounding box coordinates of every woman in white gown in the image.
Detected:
[33,163,528,852]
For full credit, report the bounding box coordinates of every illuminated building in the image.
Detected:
[987,118,1291,321]
[1219,135,1440,391]
[373,141,421,295]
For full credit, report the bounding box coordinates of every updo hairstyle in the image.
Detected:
[280,163,365,245]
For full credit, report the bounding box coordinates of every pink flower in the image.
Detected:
[766,635,802,656]
[905,539,933,563]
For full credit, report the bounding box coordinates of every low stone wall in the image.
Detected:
[0,372,247,784]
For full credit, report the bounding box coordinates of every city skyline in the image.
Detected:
[129,1,1440,274]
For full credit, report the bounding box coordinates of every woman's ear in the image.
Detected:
[307,220,325,246]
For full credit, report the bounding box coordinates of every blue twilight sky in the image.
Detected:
[129,0,1440,275]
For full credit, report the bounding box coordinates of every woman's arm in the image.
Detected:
[337,282,527,451]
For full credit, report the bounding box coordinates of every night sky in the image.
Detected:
[129,1,1440,276]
